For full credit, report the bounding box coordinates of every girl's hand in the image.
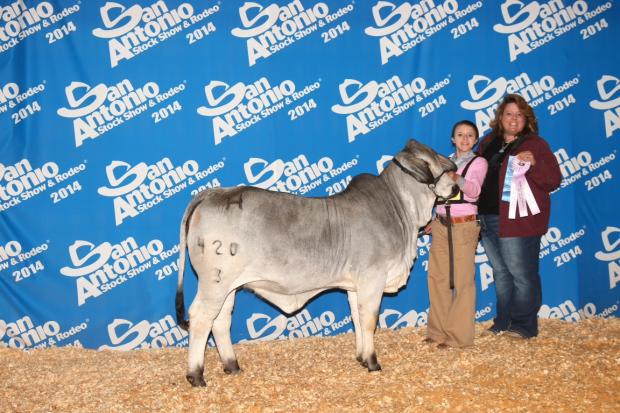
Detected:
[446,171,459,182]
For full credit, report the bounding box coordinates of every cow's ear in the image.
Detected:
[407,139,456,172]
[394,152,433,183]
[437,153,457,171]
[407,139,436,157]
[405,139,430,155]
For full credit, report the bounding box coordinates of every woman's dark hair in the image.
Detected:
[490,93,539,136]
[451,120,479,143]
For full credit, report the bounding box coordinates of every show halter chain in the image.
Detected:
[393,156,458,286]
[444,203,455,290]
[394,158,455,274]
[502,156,541,219]
[437,154,478,291]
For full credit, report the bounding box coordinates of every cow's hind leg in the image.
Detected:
[357,288,383,372]
[347,291,363,363]
[186,295,211,387]
[212,291,241,374]
[186,280,230,387]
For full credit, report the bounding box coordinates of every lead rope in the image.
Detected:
[445,204,455,290]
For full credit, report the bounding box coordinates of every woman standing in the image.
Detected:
[477,94,562,339]
[426,120,488,348]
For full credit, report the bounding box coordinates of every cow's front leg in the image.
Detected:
[347,291,363,363]
[212,291,241,374]
[357,289,383,372]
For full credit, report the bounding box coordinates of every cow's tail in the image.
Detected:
[176,196,202,332]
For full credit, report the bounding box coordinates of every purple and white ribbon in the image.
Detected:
[502,156,540,219]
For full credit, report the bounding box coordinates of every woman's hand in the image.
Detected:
[517,150,536,165]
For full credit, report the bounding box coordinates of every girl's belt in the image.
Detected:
[436,214,477,226]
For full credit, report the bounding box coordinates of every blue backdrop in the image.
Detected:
[1,0,619,350]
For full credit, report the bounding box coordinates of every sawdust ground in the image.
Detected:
[1,318,619,413]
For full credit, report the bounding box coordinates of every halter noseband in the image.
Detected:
[392,157,448,194]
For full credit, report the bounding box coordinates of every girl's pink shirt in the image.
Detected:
[435,155,488,217]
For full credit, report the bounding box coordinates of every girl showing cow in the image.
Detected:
[425,120,488,348]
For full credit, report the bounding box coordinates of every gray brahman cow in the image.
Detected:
[176,139,457,387]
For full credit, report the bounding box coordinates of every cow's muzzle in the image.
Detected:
[447,183,459,199]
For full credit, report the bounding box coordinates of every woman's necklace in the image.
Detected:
[500,138,515,153]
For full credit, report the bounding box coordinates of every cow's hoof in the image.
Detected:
[367,363,382,372]
[356,355,363,364]
[186,374,206,387]
[223,360,241,374]
[365,353,382,372]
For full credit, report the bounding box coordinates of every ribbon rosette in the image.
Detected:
[502,156,541,219]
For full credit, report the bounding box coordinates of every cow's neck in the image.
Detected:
[381,164,418,242]
[382,165,431,238]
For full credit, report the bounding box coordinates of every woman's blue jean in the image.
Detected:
[480,214,542,338]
